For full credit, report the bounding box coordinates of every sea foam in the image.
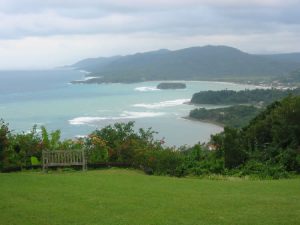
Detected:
[79,70,91,75]
[84,76,98,80]
[133,99,190,109]
[134,86,159,92]
[69,111,166,125]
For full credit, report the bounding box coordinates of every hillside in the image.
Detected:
[261,52,300,63]
[189,105,261,128]
[188,88,300,128]
[72,46,300,83]
[211,95,300,171]
[190,88,300,105]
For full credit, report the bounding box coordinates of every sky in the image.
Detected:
[0,0,299,69]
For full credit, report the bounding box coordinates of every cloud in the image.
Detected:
[0,3,299,39]
[0,0,299,68]
[1,0,299,13]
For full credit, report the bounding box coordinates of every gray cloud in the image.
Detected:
[0,0,299,69]
[0,1,299,39]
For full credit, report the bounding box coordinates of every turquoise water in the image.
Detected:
[0,69,260,146]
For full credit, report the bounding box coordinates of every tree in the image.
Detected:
[0,119,10,169]
[223,127,246,169]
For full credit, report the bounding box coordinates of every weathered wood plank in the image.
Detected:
[42,150,87,172]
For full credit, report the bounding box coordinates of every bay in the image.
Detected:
[0,69,261,146]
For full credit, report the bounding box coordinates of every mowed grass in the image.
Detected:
[0,169,299,225]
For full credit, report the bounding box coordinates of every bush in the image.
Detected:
[140,148,185,177]
[240,160,289,179]
[0,119,297,179]
[180,144,224,176]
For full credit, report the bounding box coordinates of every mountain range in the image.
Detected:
[71,45,300,83]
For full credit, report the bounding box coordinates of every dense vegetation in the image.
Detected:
[189,105,261,128]
[1,96,299,178]
[190,88,300,105]
[189,88,300,128]
[1,169,299,225]
[72,46,300,83]
[157,82,186,89]
[211,95,300,176]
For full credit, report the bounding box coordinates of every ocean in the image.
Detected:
[0,69,260,146]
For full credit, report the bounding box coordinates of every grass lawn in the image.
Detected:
[0,169,299,225]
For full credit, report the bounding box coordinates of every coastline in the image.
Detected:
[184,101,231,109]
[69,68,275,88]
[70,77,268,87]
[182,116,224,128]
[69,74,276,89]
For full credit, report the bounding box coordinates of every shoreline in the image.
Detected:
[182,116,224,128]
[72,68,294,89]
[73,78,294,89]
[70,69,299,89]
[70,78,273,89]
[184,101,231,109]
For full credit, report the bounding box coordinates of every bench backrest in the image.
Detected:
[42,150,87,172]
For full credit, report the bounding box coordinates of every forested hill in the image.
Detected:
[71,46,300,83]
[211,95,300,172]
[189,88,300,128]
[190,88,300,105]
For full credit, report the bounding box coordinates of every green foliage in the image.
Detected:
[41,126,50,149]
[85,122,184,176]
[190,105,260,127]
[211,95,300,174]
[1,125,70,170]
[0,119,10,169]
[243,96,300,150]
[239,160,289,179]
[1,125,42,169]
[85,135,109,163]
[50,130,61,150]
[30,156,40,166]
[180,144,224,175]
[223,127,247,169]
[141,148,185,177]
[41,126,61,150]
[191,88,300,105]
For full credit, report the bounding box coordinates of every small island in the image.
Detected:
[157,82,186,89]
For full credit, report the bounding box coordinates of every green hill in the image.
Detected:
[190,88,300,105]
[189,105,261,128]
[211,95,300,171]
[72,46,300,83]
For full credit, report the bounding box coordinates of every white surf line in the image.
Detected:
[133,99,190,109]
[69,111,166,125]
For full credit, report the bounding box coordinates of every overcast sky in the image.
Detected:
[0,0,299,69]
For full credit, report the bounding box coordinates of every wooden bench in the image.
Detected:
[42,150,87,172]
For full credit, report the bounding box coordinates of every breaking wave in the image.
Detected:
[69,111,166,125]
[134,86,159,92]
[133,99,190,109]
[79,70,91,75]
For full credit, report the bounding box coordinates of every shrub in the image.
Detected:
[240,160,289,179]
